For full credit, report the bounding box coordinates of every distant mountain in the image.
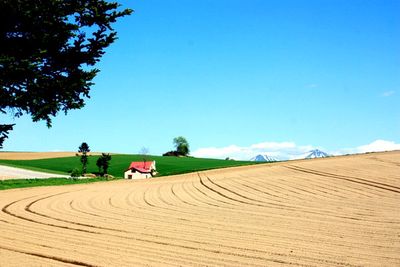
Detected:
[305,149,329,159]
[250,154,278,162]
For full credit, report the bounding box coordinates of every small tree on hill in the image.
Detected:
[77,142,90,174]
[173,136,190,156]
[96,153,112,176]
[139,147,149,162]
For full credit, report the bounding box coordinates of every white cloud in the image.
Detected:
[192,139,400,161]
[192,141,316,161]
[382,90,395,97]
[337,140,400,155]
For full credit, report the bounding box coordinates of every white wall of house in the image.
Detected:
[150,161,156,170]
[124,169,152,179]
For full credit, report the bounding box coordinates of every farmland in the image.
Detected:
[0,151,399,266]
[0,153,258,178]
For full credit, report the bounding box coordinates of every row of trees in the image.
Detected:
[76,142,112,177]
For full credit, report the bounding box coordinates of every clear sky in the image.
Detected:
[2,0,400,160]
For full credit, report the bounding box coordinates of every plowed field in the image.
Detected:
[0,151,399,266]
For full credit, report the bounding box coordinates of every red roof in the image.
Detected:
[128,161,154,173]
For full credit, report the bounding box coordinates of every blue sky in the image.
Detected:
[2,0,400,159]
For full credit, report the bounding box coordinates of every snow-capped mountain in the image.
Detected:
[250,154,278,162]
[305,149,329,159]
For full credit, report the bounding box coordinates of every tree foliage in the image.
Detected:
[173,136,190,156]
[70,167,81,179]
[0,0,132,148]
[0,124,13,149]
[77,142,90,174]
[96,153,112,175]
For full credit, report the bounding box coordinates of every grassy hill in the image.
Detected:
[0,154,258,178]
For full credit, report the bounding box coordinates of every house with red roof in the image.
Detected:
[124,161,156,179]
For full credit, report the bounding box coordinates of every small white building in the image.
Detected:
[124,161,156,180]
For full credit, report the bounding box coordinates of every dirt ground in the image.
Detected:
[0,151,101,160]
[0,165,69,180]
[0,151,399,266]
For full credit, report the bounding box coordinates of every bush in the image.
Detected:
[163,151,181,157]
[70,168,81,178]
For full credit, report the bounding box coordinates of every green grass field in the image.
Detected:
[0,154,258,178]
[0,154,259,190]
[0,177,115,191]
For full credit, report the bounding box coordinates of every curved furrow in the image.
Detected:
[3,210,394,264]
[246,172,400,224]
[3,207,397,267]
[205,174,273,203]
[258,171,380,200]
[3,181,396,254]
[0,245,94,267]
[1,152,399,266]
[286,165,400,194]
[190,177,234,206]
[229,175,346,204]
[5,189,396,262]
[4,195,291,266]
[85,184,396,266]
[199,173,399,225]
[170,183,198,207]
[1,216,251,267]
[235,172,393,214]
[240,169,390,200]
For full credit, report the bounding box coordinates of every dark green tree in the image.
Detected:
[0,124,13,149]
[173,136,190,156]
[0,0,132,148]
[77,142,90,174]
[96,153,112,175]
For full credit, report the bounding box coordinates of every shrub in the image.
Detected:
[163,151,181,157]
[70,168,81,178]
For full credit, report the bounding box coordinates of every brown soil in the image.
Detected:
[0,151,399,266]
[0,151,101,160]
